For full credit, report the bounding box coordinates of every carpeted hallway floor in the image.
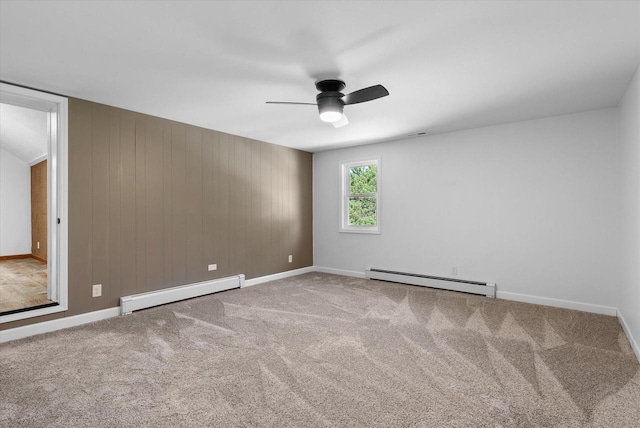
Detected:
[1,273,639,427]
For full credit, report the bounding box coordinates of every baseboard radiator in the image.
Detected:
[120,274,245,315]
[365,268,495,298]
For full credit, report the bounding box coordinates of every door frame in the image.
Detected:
[0,82,68,323]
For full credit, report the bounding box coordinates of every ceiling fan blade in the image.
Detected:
[343,84,389,105]
[266,101,317,105]
[331,114,349,128]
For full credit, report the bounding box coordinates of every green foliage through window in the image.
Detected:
[348,165,377,226]
[349,197,376,225]
[349,165,377,194]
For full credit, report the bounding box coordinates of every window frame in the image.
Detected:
[339,158,380,234]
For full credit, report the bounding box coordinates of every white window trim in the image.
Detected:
[0,83,68,323]
[340,158,380,234]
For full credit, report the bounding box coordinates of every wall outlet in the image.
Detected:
[92,284,102,297]
[208,264,217,271]
[288,255,293,263]
[452,266,458,276]
[37,241,40,250]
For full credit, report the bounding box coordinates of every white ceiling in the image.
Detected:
[1,1,638,152]
[0,103,48,164]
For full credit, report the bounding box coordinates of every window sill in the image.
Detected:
[339,228,381,235]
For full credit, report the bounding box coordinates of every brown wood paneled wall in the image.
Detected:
[30,160,47,262]
[0,98,312,329]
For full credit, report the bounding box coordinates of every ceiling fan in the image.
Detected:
[266,79,389,128]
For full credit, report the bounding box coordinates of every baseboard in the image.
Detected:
[31,254,47,263]
[243,266,315,287]
[0,307,120,344]
[314,266,366,278]
[496,291,617,316]
[617,309,640,363]
[332,267,614,315]
[0,254,47,263]
[0,254,31,261]
[1,267,625,344]
[254,266,616,316]
[1,268,314,342]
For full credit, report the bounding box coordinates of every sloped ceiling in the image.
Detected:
[0,1,638,152]
[0,103,48,165]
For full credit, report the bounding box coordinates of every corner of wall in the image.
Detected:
[618,309,640,363]
[617,63,640,363]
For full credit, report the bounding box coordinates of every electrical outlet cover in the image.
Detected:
[92,284,102,297]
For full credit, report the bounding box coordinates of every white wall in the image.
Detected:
[618,65,640,356]
[314,109,621,312]
[0,147,32,256]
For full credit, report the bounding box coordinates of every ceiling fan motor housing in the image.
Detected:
[316,80,346,120]
[317,91,345,111]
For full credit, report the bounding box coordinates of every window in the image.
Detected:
[340,159,380,234]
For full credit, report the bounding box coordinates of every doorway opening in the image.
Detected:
[0,83,68,323]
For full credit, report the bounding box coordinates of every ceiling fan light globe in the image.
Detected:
[319,111,343,123]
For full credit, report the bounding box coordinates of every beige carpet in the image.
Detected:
[1,273,638,427]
